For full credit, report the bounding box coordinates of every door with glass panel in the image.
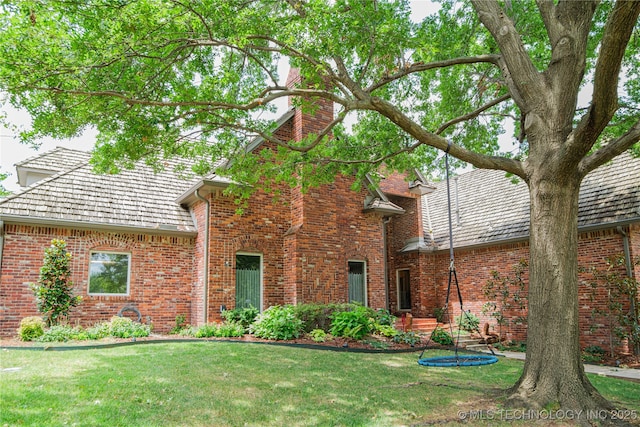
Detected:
[235,254,262,310]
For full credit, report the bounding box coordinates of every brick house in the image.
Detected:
[1,76,638,350]
[383,152,640,351]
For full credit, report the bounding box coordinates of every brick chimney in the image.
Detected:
[285,68,334,142]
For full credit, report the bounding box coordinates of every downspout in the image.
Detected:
[195,189,210,325]
[383,217,391,310]
[0,220,4,271]
[616,226,639,355]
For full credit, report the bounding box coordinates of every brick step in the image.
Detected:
[395,317,444,333]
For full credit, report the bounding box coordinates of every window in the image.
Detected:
[88,252,131,295]
[348,261,367,305]
[397,269,411,310]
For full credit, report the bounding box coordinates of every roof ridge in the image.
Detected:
[13,146,89,167]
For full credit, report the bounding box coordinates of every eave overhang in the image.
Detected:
[0,214,198,237]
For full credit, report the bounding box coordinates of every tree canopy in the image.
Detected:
[2,0,635,186]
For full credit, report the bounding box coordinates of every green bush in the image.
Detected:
[294,303,345,332]
[17,317,45,341]
[86,322,111,340]
[221,306,259,330]
[216,322,245,337]
[375,309,397,327]
[194,323,218,338]
[393,331,421,346]
[170,314,189,334]
[37,325,87,342]
[455,312,480,332]
[177,325,198,337]
[30,239,82,326]
[374,324,399,338]
[329,305,374,340]
[108,316,151,338]
[250,305,303,340]
[582,345,606,363]
[433,307,446,323]
[430,326,454,346]
[309,328,328,342]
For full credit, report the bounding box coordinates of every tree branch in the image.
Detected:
[578,119,640,177]
[366,55,501,93]
[571,0,640,156]
[33,86,348,111]
[366,96,525,177]
[471,0,545,111]
[435,93,511,135]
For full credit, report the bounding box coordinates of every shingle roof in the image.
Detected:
[15,146,91,171]
[421,152,640,251]
[1,148,200,234]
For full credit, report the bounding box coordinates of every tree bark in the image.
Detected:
[509,156,614,419]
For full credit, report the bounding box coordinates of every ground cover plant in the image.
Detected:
[1,342,638,427]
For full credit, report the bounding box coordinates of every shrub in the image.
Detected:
[170,314,189,335]
[375,309,397,326]
[582,345,606,363]
[30,239,82,326]
[221,306,259,330]
[430,326,454,346]
[433,307,446,323]
[309,328,328,342]
[177,325,198,337]
[455,312,480,332]
[86,322,111,340]
[194,323,218,338]
[216,322,245,337]
[37,325,87,342]
[393,331,421,346]
[329,305,374,340]
[294,303,343,332]
[17,317,45,341]
[250,305,303,340]
[374,324,399,338]
[108,316,151,338]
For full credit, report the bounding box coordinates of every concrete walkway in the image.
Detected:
[496,350,640,382]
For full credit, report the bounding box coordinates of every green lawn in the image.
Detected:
[1,342,638,426]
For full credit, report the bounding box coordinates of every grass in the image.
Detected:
[1,342,638,426]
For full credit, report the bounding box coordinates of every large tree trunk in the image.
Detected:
[508,161,614,420]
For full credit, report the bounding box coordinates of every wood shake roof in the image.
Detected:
[421,152,640,251]
[1,148,200,234]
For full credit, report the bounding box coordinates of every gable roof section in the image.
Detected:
[1,148,198,235]
[422,152,640,251]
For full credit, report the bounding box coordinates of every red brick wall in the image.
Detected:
[204,187,290,321]
[405,227,634,353]
[289,175,386,308]
[0,224,195,336]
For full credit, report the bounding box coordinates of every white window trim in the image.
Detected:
[348,259,368,306]
[88,251,132,296]
[396,268,411,311]
[235,252,263,312]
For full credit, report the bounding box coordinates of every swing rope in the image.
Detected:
[417,141,498,367]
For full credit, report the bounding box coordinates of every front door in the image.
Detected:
[235,254,262,310]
